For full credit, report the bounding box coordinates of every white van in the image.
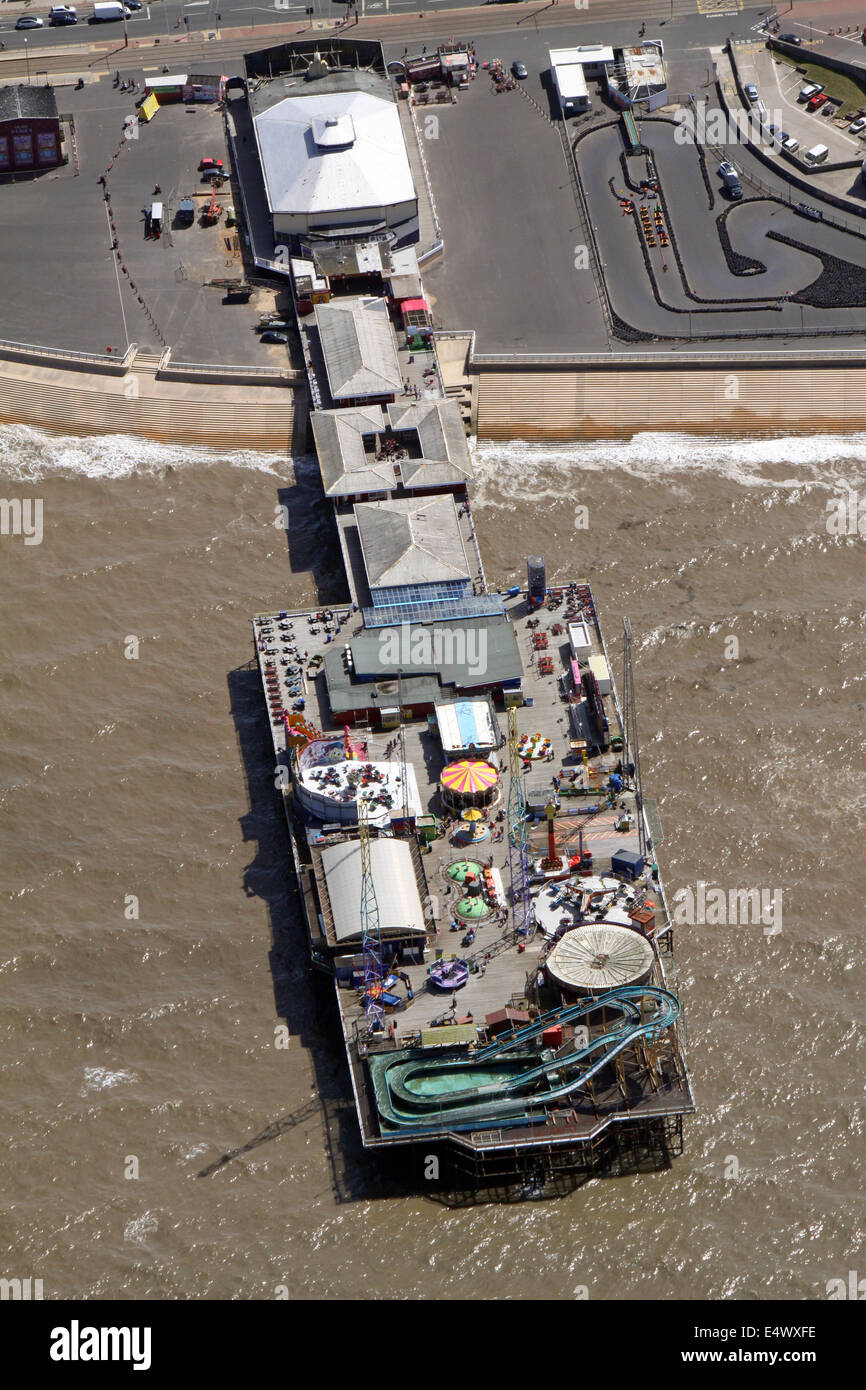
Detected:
[754,99,768,124]
[805,143,829,165]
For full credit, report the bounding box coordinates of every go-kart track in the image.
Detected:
[580,117,866,343]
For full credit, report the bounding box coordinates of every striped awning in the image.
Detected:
[440,759,498,795]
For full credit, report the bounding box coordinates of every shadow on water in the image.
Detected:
[276,472,350,605]
[205,658,424,1203]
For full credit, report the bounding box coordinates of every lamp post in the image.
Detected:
[24,38,31,86]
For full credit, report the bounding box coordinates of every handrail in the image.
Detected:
[407,97,442,245]
[0,338,136,368]
[468,345,866,365]
[163,359,300,379]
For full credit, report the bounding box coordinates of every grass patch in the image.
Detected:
[773,51,866,116]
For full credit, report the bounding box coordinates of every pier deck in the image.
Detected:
[253,584,693,1165]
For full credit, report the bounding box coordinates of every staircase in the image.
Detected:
[132,350,163,376]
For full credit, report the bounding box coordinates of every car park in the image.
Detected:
[850,117,866,135]
[745,83,758,102]
[15,15,44,26]
[799,83,823,102]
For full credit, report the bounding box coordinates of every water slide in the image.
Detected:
[370,986,680,1134]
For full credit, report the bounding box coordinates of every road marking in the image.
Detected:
[697,0,742,14]
[105,200,129,348]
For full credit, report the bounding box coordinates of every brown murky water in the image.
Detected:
[2,423,864,1300]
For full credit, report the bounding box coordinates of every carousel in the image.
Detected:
[459,807,490,843]
[440,757,500,812]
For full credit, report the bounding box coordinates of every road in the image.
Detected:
[0,0,773,68]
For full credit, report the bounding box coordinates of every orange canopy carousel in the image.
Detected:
[440,758,499,810]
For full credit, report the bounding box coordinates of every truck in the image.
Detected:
[92,2,130,19]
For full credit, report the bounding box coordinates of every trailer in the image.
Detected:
[550,49,591,116]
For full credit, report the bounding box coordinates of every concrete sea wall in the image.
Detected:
[473,360,866,439]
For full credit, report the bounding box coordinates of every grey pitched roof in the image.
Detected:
[354,494,469,589]
[311,405,391,496]
[387,399,473,489]
[315,297,402,400]
[0,85,58,122]
[311,398,473,498]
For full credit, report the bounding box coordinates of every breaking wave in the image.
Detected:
[0,422,299,483]
[470,431,866,495]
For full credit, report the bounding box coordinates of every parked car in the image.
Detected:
[260,331,288,345]
[799,83,823,102]
[745,83,758,102]
[511,61,528,79]
[15,15,44,26]
[718,163,744,200]
[779,32,802,44]
[807,93,829,112]
[199,157,224,173]
[256,320,289,332]
[782,136,800,153]
[49,10,78,22]
[851,117,866,135]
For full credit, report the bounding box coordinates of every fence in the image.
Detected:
[407,97,442,247]
[0,339,136,372]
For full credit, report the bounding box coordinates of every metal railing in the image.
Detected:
[407,97,442,246]
[163,359,300,380]
[0,338,136,369]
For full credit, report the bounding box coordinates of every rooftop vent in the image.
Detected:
[311,114,356,148]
